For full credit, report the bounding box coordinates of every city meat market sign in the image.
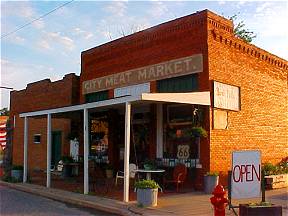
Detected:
[82,54,203,94]
[231,150,261,199]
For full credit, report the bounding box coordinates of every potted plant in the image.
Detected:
[239,202,282,216]
[60,156,74,177]
[143,159,156,170]
[135,179,160,207]
[11,165,23,181]
[190,126,208,138]
[204,171,219,194]
[105,164,114,178]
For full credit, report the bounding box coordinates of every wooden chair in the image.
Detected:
[163,163,187,192]
[115,163,137,186]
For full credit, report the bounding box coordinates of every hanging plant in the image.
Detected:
[190,127,208,138]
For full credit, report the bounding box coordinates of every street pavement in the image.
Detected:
[0,185,119,216]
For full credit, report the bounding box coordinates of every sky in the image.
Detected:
[1,0,287,109]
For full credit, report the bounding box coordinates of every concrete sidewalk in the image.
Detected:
[1,181,287,216]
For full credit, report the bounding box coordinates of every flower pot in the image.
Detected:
[136,188,158,207]
[239,204,282,216]
[204,175,219,194]
[11,170,23,181]
[62,164,72,177]
[106,169,113,178]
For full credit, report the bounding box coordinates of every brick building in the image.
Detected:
[10,10,287,199]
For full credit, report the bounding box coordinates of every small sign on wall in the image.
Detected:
[231,150,261,199]
[177,145,190,159]
[214,81,240,111]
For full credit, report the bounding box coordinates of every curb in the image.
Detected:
[0,181,135,216]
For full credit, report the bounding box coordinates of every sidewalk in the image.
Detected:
[1,181,287,216]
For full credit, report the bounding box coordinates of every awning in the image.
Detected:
[141,92,210,105]
[19,91,210,117]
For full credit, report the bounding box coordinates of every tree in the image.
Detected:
[229,14,256,43]
[0,108,9,116]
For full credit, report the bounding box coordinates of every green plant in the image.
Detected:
[12,165,23,170]
[190,127,208,138]
[205,171,219,176]
[135,179,160,189]
[143,159,156,170]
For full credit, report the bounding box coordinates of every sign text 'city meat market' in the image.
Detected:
[82,54,203,94]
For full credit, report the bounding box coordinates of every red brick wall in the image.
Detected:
[207,18,288,184]
[12,116,70,171]
[10,74,80,171]
[80,10,213,103]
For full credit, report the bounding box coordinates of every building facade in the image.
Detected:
[10,10,288,189]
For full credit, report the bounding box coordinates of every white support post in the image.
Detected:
[23,117,28,183]
[83,108,89,194]
[156,104,163,158]
[124,102,131,202]
[46,113,52,188]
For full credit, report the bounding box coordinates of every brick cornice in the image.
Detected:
[210,29,288,70]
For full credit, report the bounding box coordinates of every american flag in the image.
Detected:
[0,121,7,149]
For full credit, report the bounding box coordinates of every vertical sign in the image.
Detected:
[231,151,261,199]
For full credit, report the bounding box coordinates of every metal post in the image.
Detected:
[46,113,51,188]
[156,104,163,158]
[83,108,89,194]
[23,117,28,183]
[124,102,131,202]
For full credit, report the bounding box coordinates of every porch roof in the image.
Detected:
[19,91,210,118]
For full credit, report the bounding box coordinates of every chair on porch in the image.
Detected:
[163,163,187,192]
[115,163,138,186]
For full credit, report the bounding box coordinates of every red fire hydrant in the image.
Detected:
[210,184,228,216]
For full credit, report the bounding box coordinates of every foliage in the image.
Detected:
[135,179,160,189]
[143,159,156,170]
[0,108,9,116]
[190,127,208,138]
[205,171,219,176]
[12,165,23,170]
[262,158,288,176]
[248,201,272,207]
[229,14,256,43]
[60,156,74,164]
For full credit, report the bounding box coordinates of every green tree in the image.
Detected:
[229,14,256,43]
[0,108,9,116]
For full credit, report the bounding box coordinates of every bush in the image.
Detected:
[262,158,288,176]
[205,171,219,176]
[135,179,160,189]
[12,165,23,170]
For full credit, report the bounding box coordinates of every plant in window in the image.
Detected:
[190,127,208,138]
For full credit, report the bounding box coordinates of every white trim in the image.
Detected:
[19,92,210,118]
[124,102,131,202]
[84,108,89,194]
[23,117,28,183]
[19,95,141,117]
[141,92,211,105]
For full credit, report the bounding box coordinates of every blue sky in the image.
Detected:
[1,0,287,109]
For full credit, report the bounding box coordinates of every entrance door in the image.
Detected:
[52,131,62,166]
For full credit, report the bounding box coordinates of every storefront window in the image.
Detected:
[89,116,109,163]
[161,104,205,167]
